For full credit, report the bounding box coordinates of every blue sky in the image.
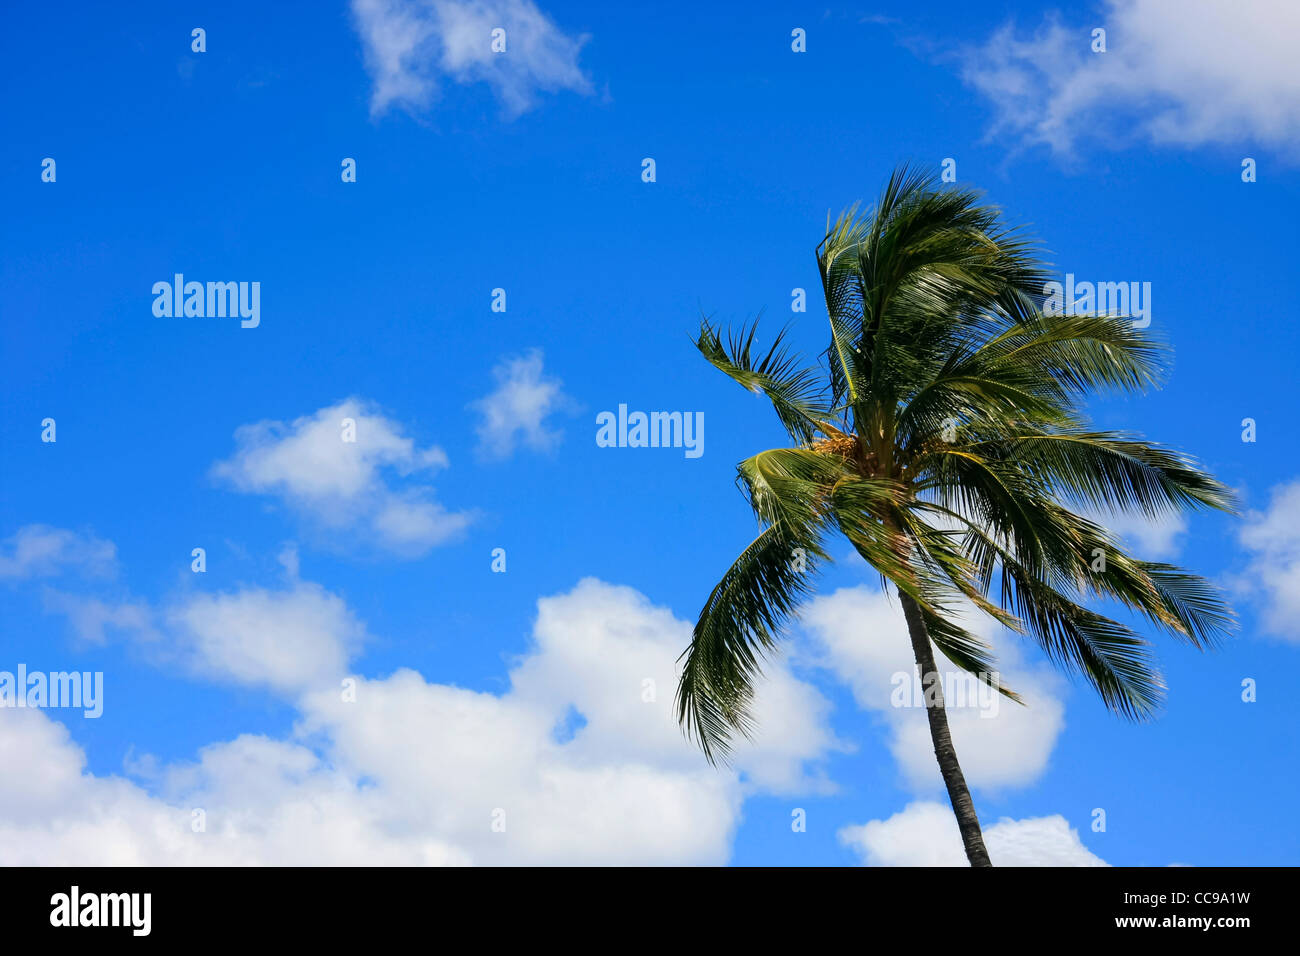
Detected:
[2,0,1298,865]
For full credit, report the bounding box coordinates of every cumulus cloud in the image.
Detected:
[839,801,1107,866]
[0,578,836,864]
[1237,480,1300,641]
[167,583,366,694]
[39,569,359,692]
[471,350,570,459]
[0,525,116,580]
[799,586,1065,792]
[0,710,466,866]
[212,399,472,557]
[351,0,592,117]
[962,0,1300,156]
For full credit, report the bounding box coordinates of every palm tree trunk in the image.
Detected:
[897,588,993,867]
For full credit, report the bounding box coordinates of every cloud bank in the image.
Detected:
[0,577,838,864]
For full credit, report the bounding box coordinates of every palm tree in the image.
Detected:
[676,166,1236,867]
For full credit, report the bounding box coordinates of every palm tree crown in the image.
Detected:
[677,166,1236,780]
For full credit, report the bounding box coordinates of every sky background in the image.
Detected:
[2,0,1298,865]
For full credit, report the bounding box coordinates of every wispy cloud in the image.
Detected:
[41,592,155,646]
[471,350,571,459]
[351,0,592,117]
[0,525,117,581]
[961,0,1300,157]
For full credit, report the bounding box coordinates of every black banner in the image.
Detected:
[0,866,1278,941]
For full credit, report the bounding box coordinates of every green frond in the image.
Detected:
[1135,562,1236,649]
[896,373,1072,453]
[738,447,854,529]
[968,313,1170,398]
[827,476,918,588]
[967,431,1237,517]
[816,210,869,409]
[920,609,1023,705]
[696,318,830,444]
[677,523,827,764]
[1003,563,1165,719]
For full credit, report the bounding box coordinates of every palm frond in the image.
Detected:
[696,318,830,444]
[966,431,1237,517]
[1003,563,1165,719]
[920,608,1022,704]
[677,523,826,764]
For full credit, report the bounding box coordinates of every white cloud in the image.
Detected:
[371,494,474,550]
[43,576,361,693]
[0,525,116,580]
[0,711,466,866]
[167,583,366,694]
[962,0,1300,156]
[0,578,836,864]
[41,592,155,646]
[212,399,473,557]
[351,0,592,117]
[471,350,569,459]
[1085,507,1187,559]
[799,586,1065,792]
[839,801,1107,866]
[506,578,840,794]
[277,543,300,579]
[1237,480,1300,641]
